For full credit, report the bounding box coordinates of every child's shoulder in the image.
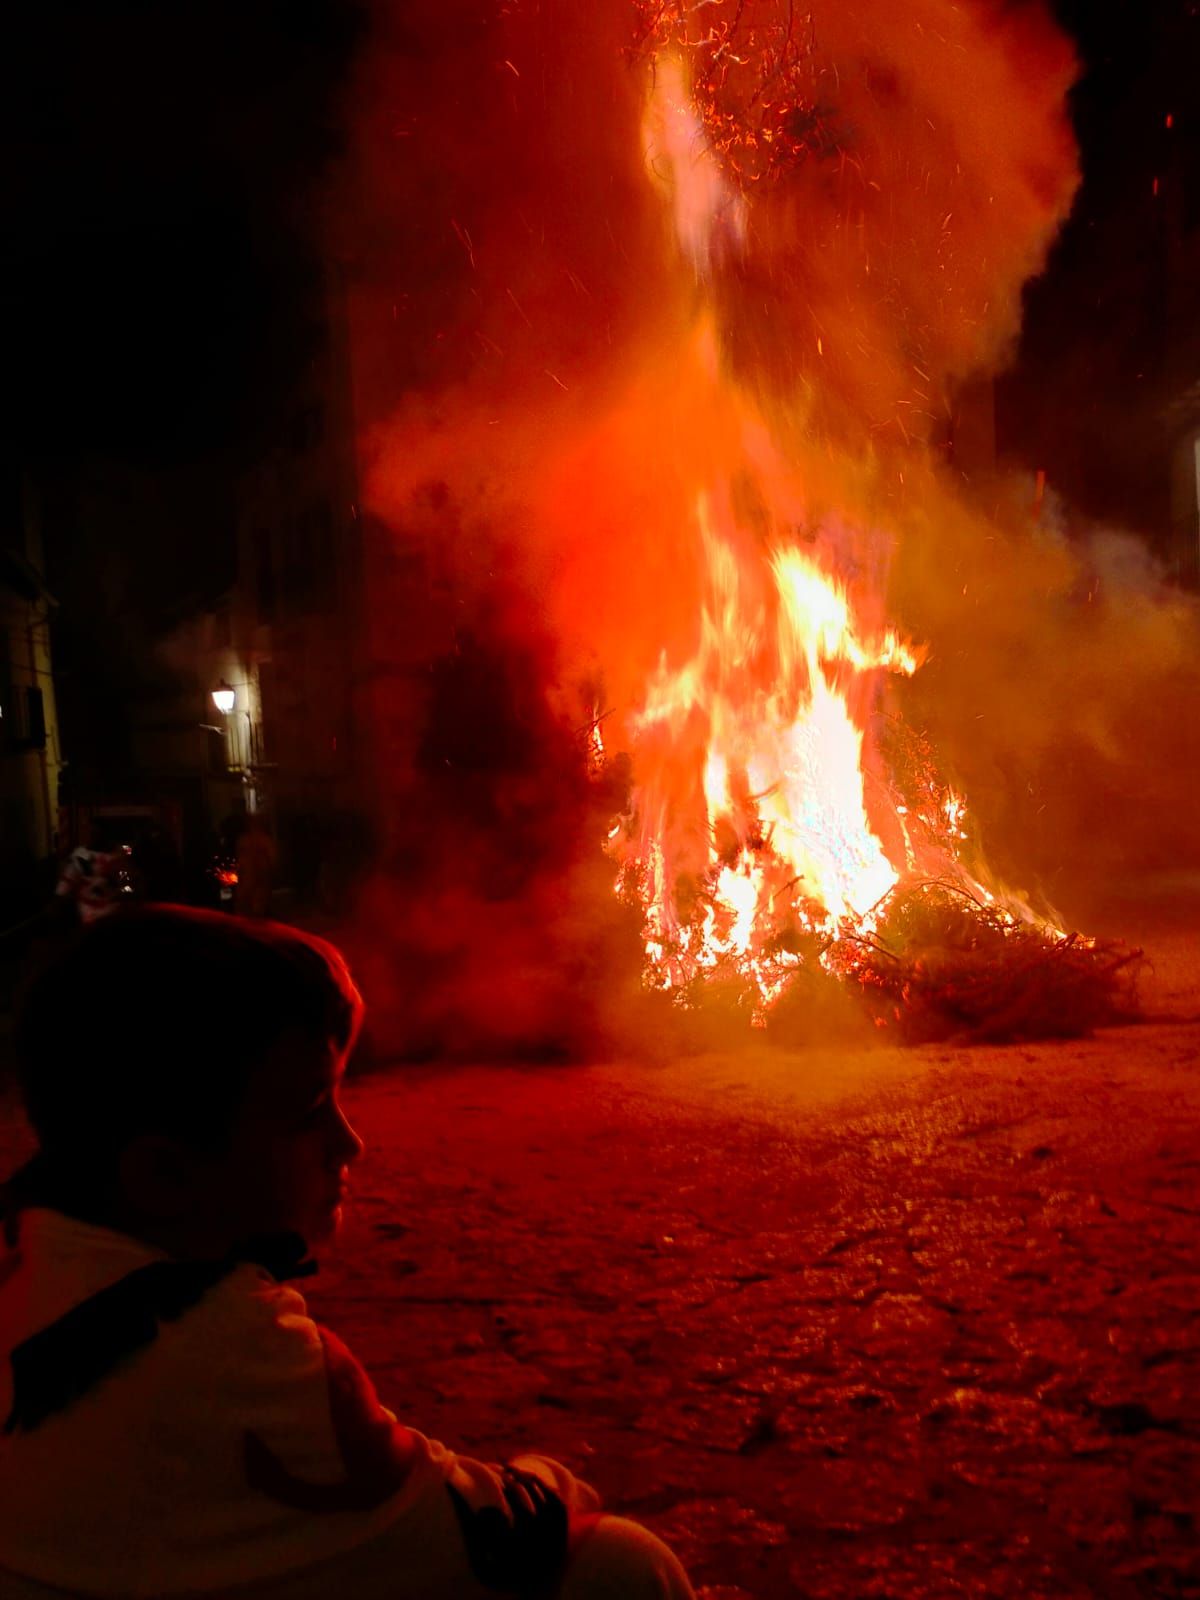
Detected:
[218,1258,318,1345]
[0,1207,163,1352]
[162,1255,326,1393]
[1,1210,327,1415]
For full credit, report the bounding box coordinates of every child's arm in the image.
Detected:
[225,1269,600,1595]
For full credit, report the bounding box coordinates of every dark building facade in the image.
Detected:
[1,474,64,917]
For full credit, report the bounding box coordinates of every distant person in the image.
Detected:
[54,821,125,925]
[218,805,247,858]
[0,909,695,1599]
[235,812,277,918]
[132,823,184,904]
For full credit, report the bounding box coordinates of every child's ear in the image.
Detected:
[117,1135,206,1220]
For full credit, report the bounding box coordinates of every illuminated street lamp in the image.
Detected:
[211,681,236,715]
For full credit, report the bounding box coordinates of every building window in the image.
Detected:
[0,632,10,751]
[289,403,326,455]
[24,686,45,749]
[0,678,46,751]
[257,660,276,760]
[255,529,276,621]
[281,501,336,614]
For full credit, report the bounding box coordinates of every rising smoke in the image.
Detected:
[335,0,1200,1056]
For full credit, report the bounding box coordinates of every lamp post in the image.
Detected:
[210,679,256,772]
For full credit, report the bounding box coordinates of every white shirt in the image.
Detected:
[0,1210,596,1598]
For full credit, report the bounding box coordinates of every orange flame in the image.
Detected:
[611,54,1036,1004]
[360,0,1086,1041]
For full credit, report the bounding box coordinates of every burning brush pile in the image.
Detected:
[600,564,1143,1043]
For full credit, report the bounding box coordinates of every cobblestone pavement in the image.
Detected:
[2,922,1198,1597]
[311,930,1200,1599]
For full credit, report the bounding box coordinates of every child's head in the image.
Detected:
[13,906,365,1255]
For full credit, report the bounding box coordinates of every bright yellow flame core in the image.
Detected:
[627,487,918,989]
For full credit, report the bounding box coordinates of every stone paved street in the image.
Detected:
[1,917,1198,1597]
[303,923,1200,1598]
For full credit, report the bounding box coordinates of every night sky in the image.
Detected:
[11,2,357,464]
[8,1,1199,643]
[1000,0,1200,532]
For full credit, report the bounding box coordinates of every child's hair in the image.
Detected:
[12,907,363,1197]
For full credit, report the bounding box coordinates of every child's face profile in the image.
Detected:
[195,1030,364,1250]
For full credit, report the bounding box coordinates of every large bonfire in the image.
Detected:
[596,13,1140,1040]
[362,0,1148,1050]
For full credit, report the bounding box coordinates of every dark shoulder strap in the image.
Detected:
[1,1156,51,1248]
[5,1257,232,1434]
[4,1233,316,1435]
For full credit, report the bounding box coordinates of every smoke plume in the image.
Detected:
[333,0,1199,1055]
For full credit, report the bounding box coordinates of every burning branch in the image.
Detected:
[634,0,833,187]
[827,882,1144,1045]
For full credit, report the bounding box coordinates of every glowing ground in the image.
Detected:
[315,921,1199,1597]
[1,912,1198,1597]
